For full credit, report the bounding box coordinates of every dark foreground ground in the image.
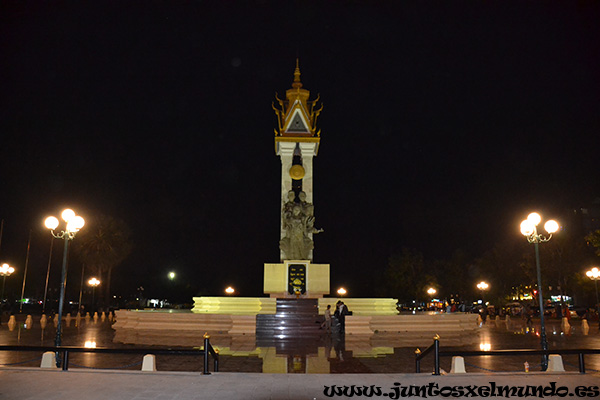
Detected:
[0,367,599,400]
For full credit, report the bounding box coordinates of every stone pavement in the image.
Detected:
[0,367,598,399]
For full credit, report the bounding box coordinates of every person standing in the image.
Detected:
[320,304,332,332]
[338,301,347,333]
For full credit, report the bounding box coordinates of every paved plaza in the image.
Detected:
[1,367,599,400]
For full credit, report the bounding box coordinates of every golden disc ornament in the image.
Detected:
[289,164,305,180]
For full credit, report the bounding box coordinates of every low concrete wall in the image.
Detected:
[113,310,256,336]
[114,310,479,344]
[345,313,479,335]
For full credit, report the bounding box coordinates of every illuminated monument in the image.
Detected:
[264,60,330,298]
[114,63,478,360]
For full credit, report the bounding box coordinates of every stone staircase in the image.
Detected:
[256,299,323,351]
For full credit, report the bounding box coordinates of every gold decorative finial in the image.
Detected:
[415,348,421,355]
[203,332,210,339]
[292,58,302,89]
[433,334,440,341]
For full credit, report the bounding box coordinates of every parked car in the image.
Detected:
[504,302,523,316]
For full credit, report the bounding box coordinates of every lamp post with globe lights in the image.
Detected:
[585,267,600,329]
[0,263,15,323]
[88,277,100,312]
[427,288,437,311]
[477,281,489,304]
[44,209,85,355]
[427,287,437,297]
[520,212,559,371]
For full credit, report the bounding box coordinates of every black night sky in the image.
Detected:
[1,2,599,302]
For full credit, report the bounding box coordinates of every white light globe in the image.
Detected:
[44,216,59,230]
[527,212,541,226]
[61,209,75,222]
[544,220,559,234]
[520,220,534,236]
[72,216,85,230]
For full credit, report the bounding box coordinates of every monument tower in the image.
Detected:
[264,61,330,298]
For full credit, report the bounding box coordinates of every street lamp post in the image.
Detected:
[585,267,600,329]
[477,281,489,303]
[44,209,85,361]
[0,263,15,324]
[88,277,100,312]
[520,212,559,371]
[427,288,436,311]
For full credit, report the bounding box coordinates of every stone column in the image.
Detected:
[278,142,296,260]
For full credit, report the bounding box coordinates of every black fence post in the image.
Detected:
[62,350,69,371]
[433,335,440,376]
[415,348,421,373]
[578,353,586,374]
[203,333,211,375]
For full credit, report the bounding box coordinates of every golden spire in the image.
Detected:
[292,58,302,89]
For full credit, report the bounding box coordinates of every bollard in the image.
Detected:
[547,354,565,372]
[450,356,466,373]
[8,315,16,331]
[40,314,47,329]
[40,352,58,369]
[141,354,157,372]
[25,315,33,329]
[582,319,589,335]
[561,317,571,335]
[101,311,106,321]
[93,312,99,321]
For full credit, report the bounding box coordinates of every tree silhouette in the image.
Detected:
[73,215,132,308]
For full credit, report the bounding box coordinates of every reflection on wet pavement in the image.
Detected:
[1,314,599,373]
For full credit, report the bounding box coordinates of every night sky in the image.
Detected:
[1,2,599,301]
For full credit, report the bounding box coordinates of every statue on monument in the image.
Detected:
[280,191,323,260]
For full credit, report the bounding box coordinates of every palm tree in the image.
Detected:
[73,215,132,308]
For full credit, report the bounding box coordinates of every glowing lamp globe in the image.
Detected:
[520,220,534,236]
[527,212,541,226]
[67,216,85,232]
[61,209,76,222]
[544,220,559,234]
[45,216,59,230]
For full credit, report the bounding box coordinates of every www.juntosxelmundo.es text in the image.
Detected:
[323,382,600,398]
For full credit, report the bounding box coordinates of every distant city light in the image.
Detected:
[168,271,176,280]
[225,287,235,295]
[337,287,347,296]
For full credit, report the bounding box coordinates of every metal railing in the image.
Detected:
[0,334,219,374]
[415,335,600,375]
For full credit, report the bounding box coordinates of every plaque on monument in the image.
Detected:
[288,264,306,295]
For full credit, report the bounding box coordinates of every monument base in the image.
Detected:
[264,260,329,298]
